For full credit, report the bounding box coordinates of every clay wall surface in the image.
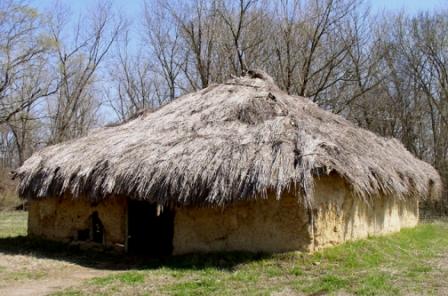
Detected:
[28,196,127,248]
[28,176,419,254]
[173,195,311,255]
[312,176,419,250]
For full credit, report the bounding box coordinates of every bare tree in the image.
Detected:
[0,0,57,125]
[215,0,270,75]
[0,0,446,207]
[170,0,220,89]
[45,1,123,144]
[399,12,448,181]
[143,0,184,101]
[107,29,161,121]
[0,0,59,166]
[269,0,358,101]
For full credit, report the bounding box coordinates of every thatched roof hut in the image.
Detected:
[15,70,442,255]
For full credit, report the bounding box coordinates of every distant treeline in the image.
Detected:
[0,0,446,202]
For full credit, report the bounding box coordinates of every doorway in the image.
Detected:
[127,200,174,256]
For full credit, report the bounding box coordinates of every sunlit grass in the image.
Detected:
[51,223,448,296]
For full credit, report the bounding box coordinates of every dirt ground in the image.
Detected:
[0,253,114,296]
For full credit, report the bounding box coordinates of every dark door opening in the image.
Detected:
[127,200,174,256]
[91,211,104,243]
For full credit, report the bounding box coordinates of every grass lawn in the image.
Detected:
[0,211,447,295]
[0,210,27,238]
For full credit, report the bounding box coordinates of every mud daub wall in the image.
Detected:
[312,176,419,250]
[173,176,420,255]
[28,196,126,248]
[28,176,420,255]
[173,194,311,255]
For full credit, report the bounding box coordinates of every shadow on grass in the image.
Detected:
[0,235,272,271]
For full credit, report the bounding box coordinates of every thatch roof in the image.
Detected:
[15,70,442,207]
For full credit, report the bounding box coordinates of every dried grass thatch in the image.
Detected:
[14,70,442,207]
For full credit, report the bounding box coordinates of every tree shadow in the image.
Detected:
[0,236,273,271]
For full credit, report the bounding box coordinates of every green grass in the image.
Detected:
[69,223,448,296]
[89,272,145,286]
[0,211,27,238]
[1,211,448,295]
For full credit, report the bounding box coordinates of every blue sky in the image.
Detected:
[27,0,446,123]
[30,0,446,17]
[371,0,445,13]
